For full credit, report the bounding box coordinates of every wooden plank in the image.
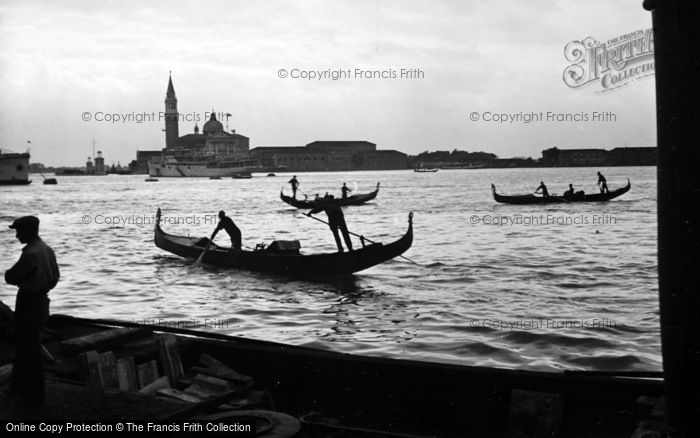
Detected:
[61,327,152,354]
[79,350,104,387]
[196,353,254,386]
[117,356,138,392]
[157,334,184,384]
[0,364,12,385]
[136,360,159,389]
[192,373,231,393]
[157,388,251,422]
[139,376,170,396]
[99,351,118,388]
[156,388,203,404]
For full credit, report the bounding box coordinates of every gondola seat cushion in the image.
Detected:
[267,240,301,254]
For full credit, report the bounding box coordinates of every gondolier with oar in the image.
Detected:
[597,172,609,194]
[341,182,352,199]
[307,195,353,252]
[288,175,300,199]
[535,181,549,197]
[211,210,242,250]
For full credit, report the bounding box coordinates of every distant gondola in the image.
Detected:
[154,207,412,276]
[492,179,631,204]
[280,182,380,209]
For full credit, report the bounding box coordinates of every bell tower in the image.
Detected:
[164,72,179,150]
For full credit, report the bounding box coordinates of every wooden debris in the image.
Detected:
[156,388,203,404]
[0,364,12,385]
[78,350,104,387]
[192,373,231,393]
[196,353,254,387]
[117,356,138,392]
[157,334,184,384]
[99,351,118,388]
[139,376,170,395]
[61,327,152,354]
[136,360,159,389]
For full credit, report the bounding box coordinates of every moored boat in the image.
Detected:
[0,152,32,185]
[280,182,380,209]
[492,179,631,204]
[154,207,411,275]
[0,314,664,437]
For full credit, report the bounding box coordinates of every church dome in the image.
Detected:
[202,112,223,135]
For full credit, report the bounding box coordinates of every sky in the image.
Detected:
[0,0,656,167]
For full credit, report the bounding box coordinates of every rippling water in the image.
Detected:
[0,167,660,372]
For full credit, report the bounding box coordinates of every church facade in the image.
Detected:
[164,75,250,159]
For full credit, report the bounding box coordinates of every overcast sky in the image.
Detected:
[0,0,655,166]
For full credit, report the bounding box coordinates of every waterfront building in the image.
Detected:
[540,146,656,166]
[251,141,408,172]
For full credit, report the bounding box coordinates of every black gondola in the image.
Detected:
[280,182,380,209]
[154,207,411,276]
[491,179,631,204]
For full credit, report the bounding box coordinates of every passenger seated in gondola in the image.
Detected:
[535,181,549,197]
[211,210,242,250]
[563,184,575,199]
[307,195,353,252]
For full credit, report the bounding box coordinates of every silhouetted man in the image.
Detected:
[564,184,575,199]
[211,210,242,250]
[597,172,609,193]
[341,182,352,199]
[288,175,299,198]
[535,181,549,197]
[5,215,60,405]
[308,196,353,252]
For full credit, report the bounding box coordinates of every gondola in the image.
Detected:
[492,179,631,204]
[0,314,664,437]
[154,207,412,276]
[280,182,380,209]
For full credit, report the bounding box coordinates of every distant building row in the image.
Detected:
[540,147,657,167]
[134,76,408,173]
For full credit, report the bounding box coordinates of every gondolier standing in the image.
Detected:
[211,210,242,250]
[5,215,60,405]
[288,175,300,199]
[341,182,352,199]
[597,172,609,193]
[535,181,549,197]
[308,196,353,252]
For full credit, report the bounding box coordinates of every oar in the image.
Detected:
[192,229,218,268]
[303,213,422,267]
[191,242,211,268]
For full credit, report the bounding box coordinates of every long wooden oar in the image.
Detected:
[191,242,211,268]
[303,213,422,267]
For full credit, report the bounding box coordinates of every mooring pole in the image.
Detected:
[643,1,700,436]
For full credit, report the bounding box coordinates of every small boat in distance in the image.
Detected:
[144,178,159,182]
[154,207,412,276]
[43,178,58,185]
[232,173,252,179]
[492,179,631,204]
[280,183,380,209]
[414,168,438,173]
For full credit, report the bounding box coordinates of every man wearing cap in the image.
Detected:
[5,215,60,404]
